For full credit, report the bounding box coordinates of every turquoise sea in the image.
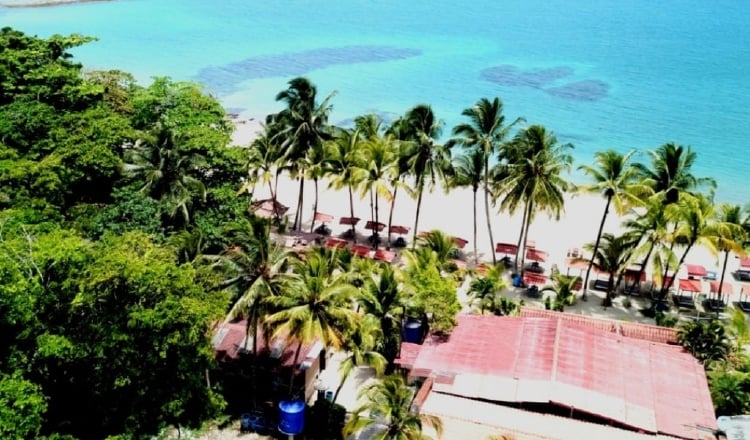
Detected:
[2,0,749,202]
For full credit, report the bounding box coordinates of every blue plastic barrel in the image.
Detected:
[278,400,305,435]
[403,319,422,344]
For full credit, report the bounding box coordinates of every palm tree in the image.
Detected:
[577,150,642,299]
[358,134,399,247]
[634,142,716,204]
[416,230,459,267]
[447,148,484,263]
[326,127,366,240]
[707,368,750,416]
[468,265,507,314]
[450,98,523,264]
[495,125,573,277]
[344,375,443,440]
[306,142,329,233]
[394,105,447,247]
[581,232,636,305]
[541,274,581,311]
[710,204,747,301]
[660,193,717,295]
[124,124,207,226]
[222,216,296,355]
[274,77,336,230]
[332,314,387,404]
[242,123,284,204]
[621,197,671,295]
[677,319,731,366]
[265,251,358,396]
[357,263,405,367]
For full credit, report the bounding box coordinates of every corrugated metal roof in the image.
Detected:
[410,315,715,440]
[519,308,679,344]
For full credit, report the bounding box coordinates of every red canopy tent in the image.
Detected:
[350,244,372,258]
[389,225,410,235]
[685,264,707,278]
[325,238,348,249]
[526,248,548,263]
[339,217,360,226]
[364,221,386,232]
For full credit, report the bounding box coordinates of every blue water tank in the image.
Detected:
[403,319,422,344]
[278,400,305,435]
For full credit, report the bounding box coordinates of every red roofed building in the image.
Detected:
[401,314,716,440]
[212,319,326,402]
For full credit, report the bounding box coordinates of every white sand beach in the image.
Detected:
[231,114,750,314]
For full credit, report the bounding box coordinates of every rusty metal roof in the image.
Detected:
[409,315,715,440]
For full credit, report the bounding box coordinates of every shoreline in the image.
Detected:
[230,116,748,305]
[0,0,110,7]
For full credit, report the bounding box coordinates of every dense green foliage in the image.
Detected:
[2,25,749,438]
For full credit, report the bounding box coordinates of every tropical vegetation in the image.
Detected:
[2,27,749,439]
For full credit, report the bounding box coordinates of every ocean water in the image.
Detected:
[2,0,749,202]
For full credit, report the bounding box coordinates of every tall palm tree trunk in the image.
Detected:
[374,192,381,249]
[348,184,356,243]
[484,159,497,265]
[472,188,478,264]
[332,370,352,404]
[310,178,319,233]
[517,200,533,279]
[411,181,424,250]
[718,250,730,302]
[387,186,399,250]
[515,202,529,273]
[288,341,304,396]
[663,243,694,294]
[584,196,612,299]
[629,243,654,294]
[294,177,305,230]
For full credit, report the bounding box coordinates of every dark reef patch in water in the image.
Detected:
[195,46,422,95]
[481,65,574,88]
[545,80,609,101]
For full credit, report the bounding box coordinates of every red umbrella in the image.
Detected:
[373,249,396,263]
[495,243,518,254]
[339,217,360,226]
[709,280,733,296]
[314,212,333,223]
[453,237,468,249]
[389,225,410,235]
[525,248,548,263]
[350,244,372,258]
[685,264,707,278]
[678,278,702,293]
[326,238,348,249]
[364,221,386,232]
